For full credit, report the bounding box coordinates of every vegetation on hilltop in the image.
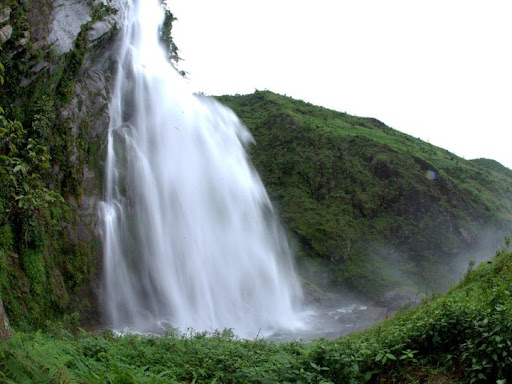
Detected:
[1,244,511,383]
[217,91,512,298]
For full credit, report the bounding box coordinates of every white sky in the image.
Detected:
[170,0,512,169]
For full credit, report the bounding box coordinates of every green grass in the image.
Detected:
[1,246,511,383]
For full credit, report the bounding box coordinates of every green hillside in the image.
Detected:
[217,91,512,298]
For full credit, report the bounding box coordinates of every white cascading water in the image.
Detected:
[99,0,303,337]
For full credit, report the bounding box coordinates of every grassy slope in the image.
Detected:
[1,246,510,383]
[217,91,512,298]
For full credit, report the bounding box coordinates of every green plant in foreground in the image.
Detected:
[0,247,509,383]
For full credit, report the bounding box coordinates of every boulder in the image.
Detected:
[0,24,12,45]
[0,7,11,24]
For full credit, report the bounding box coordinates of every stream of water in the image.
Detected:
[99,0,304,338]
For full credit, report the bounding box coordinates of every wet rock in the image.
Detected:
[0,24,13,45]
[302,281,326,304]
[59,98,77,121]
[0,7,11,24]
[85,69,107,95]
[68,196,79,210]
[377,287,424,312]
[87,19,112,42]
[90,96,107,117]
[17,30,30,46]
[31,61,49,73]
[82,165,97,194]
[89,111,108,139]
[32,40,47,51]
[49,0,92,54]
[86,71,109,118]
[0,297,12,341]
[77,221,93,242]
[80,195,98,217]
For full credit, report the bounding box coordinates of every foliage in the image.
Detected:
[0,60,73,328]
[0,105,62,229]
[1,247,511,383]
[160,3,184,75]
[0,0,106,327]
[217,91,512,298]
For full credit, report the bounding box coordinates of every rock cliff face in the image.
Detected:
[0,0,125,327]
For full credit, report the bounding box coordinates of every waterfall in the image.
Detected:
[99,0,303,337]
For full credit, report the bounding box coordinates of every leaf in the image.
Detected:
[385,353,396,360]
[156,370,174,378]
[13,164,22,173]
[362,372,372,383]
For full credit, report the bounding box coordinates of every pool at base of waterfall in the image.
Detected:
[103,294,388,342]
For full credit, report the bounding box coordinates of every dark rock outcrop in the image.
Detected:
[0,297,12,341]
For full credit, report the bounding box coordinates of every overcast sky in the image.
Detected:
[170,0,512,169]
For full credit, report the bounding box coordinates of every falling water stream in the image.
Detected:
[99,0,304,337]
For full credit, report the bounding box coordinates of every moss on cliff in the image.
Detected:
[0,0,115,328]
